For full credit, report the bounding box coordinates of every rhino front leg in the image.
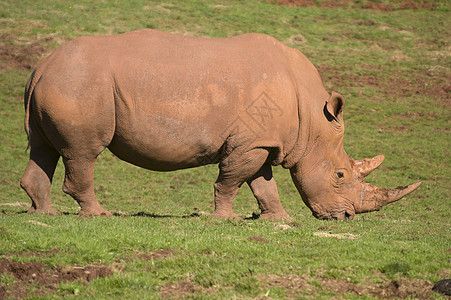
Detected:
[247,164,291,220]
[211,179,241,219]
[211,148,271,220]
[62,157,112,216]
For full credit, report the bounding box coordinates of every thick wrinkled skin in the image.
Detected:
[21,29,420,219]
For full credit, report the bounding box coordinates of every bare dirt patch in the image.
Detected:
[259,274,435,298]
[0,258,113,299]
[159,279,203,299]
[248,236,269,243]
[269,0,438,11]
[285,34,308,45]
[0,34,53,71]
[391,112,439,120]
[159,279,218,299]
[384,125,411,132]
[317,64,451,105]
[134,248,180,261]
[316,64,379,91]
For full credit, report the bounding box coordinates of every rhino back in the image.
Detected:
[34,30,303,170]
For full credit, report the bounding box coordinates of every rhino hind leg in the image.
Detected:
[62,157,112,216]
[247,165,291,220]
[21,133,60,214]
[211,148,281,220]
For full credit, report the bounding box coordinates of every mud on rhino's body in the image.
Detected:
[21,29,420,219]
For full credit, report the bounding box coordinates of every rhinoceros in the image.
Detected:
[21,29,421,220]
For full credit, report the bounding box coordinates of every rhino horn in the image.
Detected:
[355,181,422,213]
[352,155,385,178]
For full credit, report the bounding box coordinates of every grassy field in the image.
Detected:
[0,0,450,298]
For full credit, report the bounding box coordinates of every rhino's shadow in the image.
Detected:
[129,211,202,219]
[15,210,200,219]
[15,210,261,219]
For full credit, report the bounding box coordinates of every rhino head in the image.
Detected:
[289,92,421,220]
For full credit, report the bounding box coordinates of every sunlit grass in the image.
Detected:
[0,0,449,298]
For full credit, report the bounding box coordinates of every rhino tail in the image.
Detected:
[24,70,36,150]
[24,57,51,151]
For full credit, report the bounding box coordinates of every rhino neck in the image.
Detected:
[282,93,319,169]
[280,49,330,169]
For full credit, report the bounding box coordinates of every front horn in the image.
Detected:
[355,181,422,213]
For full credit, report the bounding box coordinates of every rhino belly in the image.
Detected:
[107,114,223,171]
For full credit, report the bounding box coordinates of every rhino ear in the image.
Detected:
[324,92,345,122]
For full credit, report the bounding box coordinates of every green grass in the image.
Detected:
[1,0,450,298]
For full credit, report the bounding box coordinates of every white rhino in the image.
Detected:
[21,30,421,219]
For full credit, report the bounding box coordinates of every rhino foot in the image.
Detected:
[28,206,61,215]
[79,207,113,216]
[210,211,243,221]
[259,211,292,220]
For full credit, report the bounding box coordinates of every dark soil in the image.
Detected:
[0,34,53,71]
[0,258,112,299]
[159,278,219,299]
[259,274,435,298]
[433,279,451,296]
[159,280,204,299]
[157,273,439,298]
[270,0,438,11]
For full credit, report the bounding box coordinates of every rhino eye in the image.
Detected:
[337,172,344,178]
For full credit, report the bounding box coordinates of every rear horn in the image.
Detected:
[353,155,385,178]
